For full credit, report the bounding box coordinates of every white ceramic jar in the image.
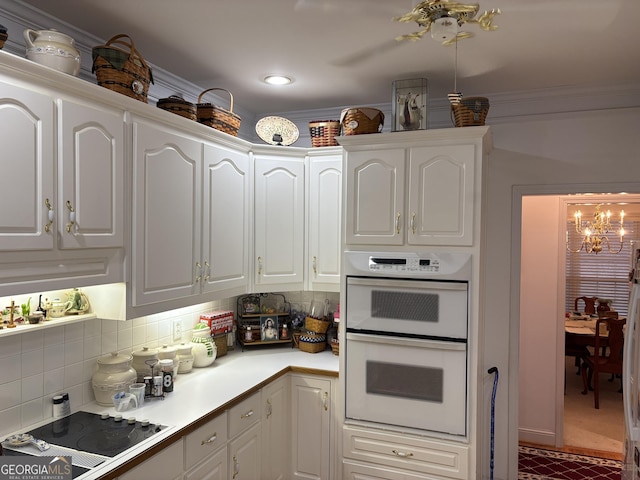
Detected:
[23,29,81,76]
[131,346,158,382]
[91,352,137,406]
[176,343,194,374]
[157,344,178,379]
[191,324,217,367]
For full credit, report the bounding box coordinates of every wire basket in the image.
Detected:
[451,97,490,127]
[309,120,341,147]
[340,107,384,135]
[197,88,241,136]
[157,95,197,121]
[298,333,327,353]
[92,34,154,103]
[305,316,330,334]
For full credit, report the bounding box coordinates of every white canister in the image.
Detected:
[176,343,194,374]
[91,352,137,406]
[131,346,158,381]
[23,29,81,76]
[191,324,217,367]
[157,344,178,379]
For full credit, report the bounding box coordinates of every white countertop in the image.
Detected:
[20,347,338,480]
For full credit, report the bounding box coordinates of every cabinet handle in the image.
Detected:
[257,256,263,276]
[232,455,239,478]
[195,262,202,283]
[203,260,210,282]
[313,256,317,275]
[392,449,414,458]
[201,432,217,445]
[411,212,416,235]
[240,409,254,419]
[322,391,328,411]
[65,201,76,233]
[266,398,272,419]
[395,212,401,235]
[44,198,54,233]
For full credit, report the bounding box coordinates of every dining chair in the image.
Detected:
[580,316,626,409]
[574,296,597,315]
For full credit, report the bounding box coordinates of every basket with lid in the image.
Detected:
[309,120,341,147]
[451,97,490,127]
[157,95,197,121]
[196,87,241,136]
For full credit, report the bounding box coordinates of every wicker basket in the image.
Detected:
[330,339,339,356]
[197,88,241,136]
[157,95,197,121]
[214,334,228,357]
[0,32,7,50]
[340,108,384,135]
[92,34,154,103]
[309,120,341,147]
[305,316,330,334]
[299,333,327,354]
[451,97,490,127]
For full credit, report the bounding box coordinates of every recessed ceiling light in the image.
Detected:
[264,75,293,85]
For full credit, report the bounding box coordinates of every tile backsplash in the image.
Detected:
[0,290,338,437]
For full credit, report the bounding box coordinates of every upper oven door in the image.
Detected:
[346,276,468,340]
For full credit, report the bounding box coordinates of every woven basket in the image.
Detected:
[309,120,341,147]
[197,88,241,136]
[157,95,197,121]
[92,34,153,103]
[214,334,228,357]
[451,97,490,127]
[340,108,384,135]
[330,339,339,356]
[305,316,330,334]
[299,333,327,354]
[0,32,7,50]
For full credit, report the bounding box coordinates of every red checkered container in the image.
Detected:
[200,310,235,336]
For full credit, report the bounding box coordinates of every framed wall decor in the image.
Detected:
[260,315,279,341]
[392,78,428,132]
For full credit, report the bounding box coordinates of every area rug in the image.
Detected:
[518,445,622,480]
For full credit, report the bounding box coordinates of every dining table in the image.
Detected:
[564,314,625,351]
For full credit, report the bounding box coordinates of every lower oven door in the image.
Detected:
[345,332,467,436]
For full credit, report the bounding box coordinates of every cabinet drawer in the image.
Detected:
[343,426,468,479]
[184,412,228,470]
[229,390,261,438]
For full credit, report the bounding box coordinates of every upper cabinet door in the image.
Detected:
[131,120,202,306]
[308,154,342,291]
[344,149,405,245]
[58,99,124,249]
[202,143,250,295]
[408,144,475,246]
[254,155,304,290]
[0,81,54,251]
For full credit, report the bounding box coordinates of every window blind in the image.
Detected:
[565,221,638,316]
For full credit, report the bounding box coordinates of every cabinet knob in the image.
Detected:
[266,398,272,419]
[203,260,210,282]
[411,212,416,235]
[195,262,202,283]
[240,409,254,419]
[65,201,76,233]
[322,391,328,411]
[313,256,317,275]
[232,455,239,478]
[44,198,54,233]
[395,212,401,235]
[257,256,263,276]
[392,449,414,458]
[201,432,217,445]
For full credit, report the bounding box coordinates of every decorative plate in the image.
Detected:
[255,116,299,146]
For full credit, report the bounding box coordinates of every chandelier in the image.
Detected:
[566,204,626,254]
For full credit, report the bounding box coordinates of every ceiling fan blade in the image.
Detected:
[330,38,405,67]
[294,0,405,16]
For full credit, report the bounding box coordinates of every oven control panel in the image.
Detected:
[368,256,440,273]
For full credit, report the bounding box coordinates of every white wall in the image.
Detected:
[481,106,640,479]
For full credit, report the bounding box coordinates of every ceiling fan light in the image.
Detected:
[431,16,458,42]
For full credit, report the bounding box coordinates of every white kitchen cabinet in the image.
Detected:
[117,438,184,480]
[341,129,489,247]
[202,142,250,296]
[229,422,262,480]
[253,151,305,292]
[184,412,229,471]
[262,375,290,480]
[185,445,228,480]
[0,78,124,295]
[307,150,342,292]
[291,374,333,480]
[131,118,202,306]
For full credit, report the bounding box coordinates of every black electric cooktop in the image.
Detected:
[3,411,167,478]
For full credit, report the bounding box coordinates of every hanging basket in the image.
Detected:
[92,34,154,103]
[451,97,490,127]
[196,88,241,136]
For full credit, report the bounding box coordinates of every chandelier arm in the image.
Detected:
[601,235,625,254]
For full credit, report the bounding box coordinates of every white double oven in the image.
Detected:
[343,250,471,437]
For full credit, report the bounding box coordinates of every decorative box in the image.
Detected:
[200,310,235,336]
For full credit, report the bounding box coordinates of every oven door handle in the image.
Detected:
[346,277,467,292]
[346,332,466,351]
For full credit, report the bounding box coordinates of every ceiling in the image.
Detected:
[12,0,640,116]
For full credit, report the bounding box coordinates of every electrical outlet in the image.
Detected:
[173,320,182,341]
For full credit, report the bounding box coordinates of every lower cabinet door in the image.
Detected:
[185,445,228,480]
[229,422,261,480]
[344,460,436,480]
[117,439,184,480]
